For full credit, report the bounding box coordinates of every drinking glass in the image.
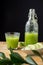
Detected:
[5,32,20,49]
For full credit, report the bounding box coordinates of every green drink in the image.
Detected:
[6,36,19,48]
[25,9,38,46]
[25,32,38,46]
[5,32,20,49]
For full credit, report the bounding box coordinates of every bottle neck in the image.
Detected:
[28,9,37,22]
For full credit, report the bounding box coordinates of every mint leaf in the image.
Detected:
[25,55,38,65]
[0,52,6,59]
[32,50,43,61]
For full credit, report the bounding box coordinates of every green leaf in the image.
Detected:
[13,64,15,65]
[0,52,6,59]
[10,52,27,63]
[25,55,38,65]
[32,50,43,61]
[9,48,27,63]
[0,58,12,65]
[0,49,41,65]
[13,63,22,65]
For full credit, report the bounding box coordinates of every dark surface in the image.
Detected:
[0,0,43,41]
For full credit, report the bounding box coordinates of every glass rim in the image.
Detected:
[5,32,20,36]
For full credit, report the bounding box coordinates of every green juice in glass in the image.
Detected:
[25,32,38,46]
[6,36,19,49]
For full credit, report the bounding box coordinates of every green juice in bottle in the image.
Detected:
[25,32,38,46]
[25,9,38,46]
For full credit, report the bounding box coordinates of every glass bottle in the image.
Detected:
[25,9,38,46]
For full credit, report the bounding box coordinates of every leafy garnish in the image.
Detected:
[32,50,43,60]
[0,52,6,59]
[0,48,43,65]
[26,55,38,65]
[0,58,12,65]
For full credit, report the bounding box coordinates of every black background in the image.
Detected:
[0,0,43,41]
